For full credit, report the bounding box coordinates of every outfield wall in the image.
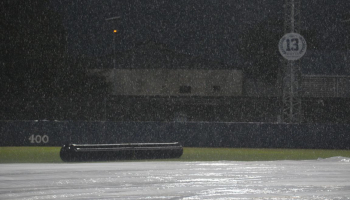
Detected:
[0,121,349,149]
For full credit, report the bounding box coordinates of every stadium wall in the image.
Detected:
[1,121,349,149]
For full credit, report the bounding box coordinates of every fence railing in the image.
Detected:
[302,76,350,97]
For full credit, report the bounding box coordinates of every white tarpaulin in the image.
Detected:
[1,157,350,199]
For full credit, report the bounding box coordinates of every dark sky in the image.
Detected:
[52,0,350,65]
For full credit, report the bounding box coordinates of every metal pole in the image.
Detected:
[282,0,302,123]
[105,16,121,69]
[289,0,295,121]
[104,16,121,122]
[113,32,116,69]
[291,0,295,32]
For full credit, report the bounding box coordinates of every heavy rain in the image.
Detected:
[1,0,350,199]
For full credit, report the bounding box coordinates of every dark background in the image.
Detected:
[1,0,350,121]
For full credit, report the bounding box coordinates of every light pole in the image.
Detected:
[104,16,121,121]
[105,16,121,69]
[341,18,350,73]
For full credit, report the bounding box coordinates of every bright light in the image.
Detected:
[113,30,117,33]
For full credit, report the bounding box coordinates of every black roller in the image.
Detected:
[60,142,183,162]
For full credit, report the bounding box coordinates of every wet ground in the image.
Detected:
[1,157,350,199]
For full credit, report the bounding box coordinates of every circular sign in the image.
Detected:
[278,32,307,60]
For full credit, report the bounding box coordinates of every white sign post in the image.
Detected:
[278,32,307,60]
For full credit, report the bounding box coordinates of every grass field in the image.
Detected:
[1,147,350,163]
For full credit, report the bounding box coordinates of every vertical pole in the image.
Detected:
[105,16,120,122]
[291,0,295,32]
[113,31,116,69]
[289,0,295,122]
[104,97,106,121]
[281,0,302,123]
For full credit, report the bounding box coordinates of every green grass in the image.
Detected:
[0,147,62,163]
[1,147,350,163]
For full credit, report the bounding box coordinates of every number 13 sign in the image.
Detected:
[279,32,307,61]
